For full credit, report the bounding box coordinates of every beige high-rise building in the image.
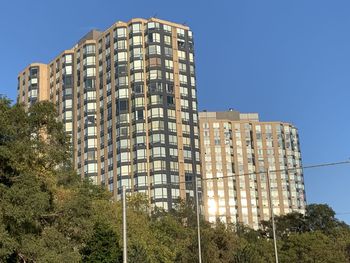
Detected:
[199,110,306,229]
[17,18,201,210]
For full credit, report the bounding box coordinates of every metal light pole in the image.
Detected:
[266,169,279,263]
[122,185,127,263]
[195,176,202,263]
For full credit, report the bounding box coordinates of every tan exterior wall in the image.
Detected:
[17,18,200,210]
[199,111,306,229]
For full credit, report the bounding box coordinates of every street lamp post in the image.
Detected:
[266,169,279,263]
[122,185,127,263]
[195,176,202,263]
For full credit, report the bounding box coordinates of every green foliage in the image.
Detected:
[0,99,118,262]
[0,98,350,262]
[82,222,122,263]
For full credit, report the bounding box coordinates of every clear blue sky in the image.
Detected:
[1,0,349,223]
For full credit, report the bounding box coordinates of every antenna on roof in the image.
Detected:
[153,13,158,18]
[183,22,187,26]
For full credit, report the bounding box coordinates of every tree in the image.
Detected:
[305,203,341,233]
[280,231,348,263]
[81,222,122,263]
[0,99,118,262]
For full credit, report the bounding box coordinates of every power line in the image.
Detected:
[335,212,350,215]
[157,159,350,187]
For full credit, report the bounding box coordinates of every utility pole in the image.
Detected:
[266,169,279,263]
[122,185,127,263]
[195,176,202,263]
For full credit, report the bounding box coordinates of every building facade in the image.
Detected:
[199,110,306,229]
[17,18,201,210]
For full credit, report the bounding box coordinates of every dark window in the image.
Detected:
[137,110,144,120]
[133,84,143,94]
[118,100,128,111]
[116,64,127,75]
[85,78,95,89]
[64,76,73,86]
[166,83,174,93]
[30,68,38,77]
[167,96,174,105]
[149,82,162,92]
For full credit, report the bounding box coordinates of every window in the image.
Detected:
[131,72,143,82]
[152,160,166,171]
[177,39,185,48]
[117,100,128,111]
[181,99,189,109]
[149,82,163,92]
[163,24,172,32]
[177,28,185,37]
[117,64,127,75]
[65,55,72,64]
[149,94,163,104]
[165,72,173,81]
[120,152,130,162]
[165,60,173,69]
[167,96,174,105]
[131,60,143,70]
[147,22,159,30]
[63,66,72,75]
[170,161,178,172]
[150,134,165,144]
[168,122,177,132]
[116,76,129,86]
[84,56,96,66]
[131,47,142,59]
[167,109,176,119]
[86,126,96,136]
[152,147,166,157]
[135,123,145,133]
[64,99,72,108]
[178,50,186,60]
[64,111,72,121]
[116,27,126,38]
[149,107,163,118]
[85,44,95,54]
[131,35,142,46]
[87,138,96,148]
[133,97,144,107]
[148,33,160,43]
[164,35,171,46]
[169,148,178,157]
[116,40,127,49]
[131,23,141,33]
[135,110,144,120]
[86,102,96,112]
[154,187,167,198]
[86,68,95,77]
[117,52,127,62]
[179,63,187,72]
[149,70,162,80]
[148,57,161,67]
[180,87,188,96]
[166,83,174,93]
[151,120,164,131]
[148,45,161,55]
[164,47,172,57]
[189,53,194,63]
[136,175,147,186]
[179,74,187,84]
[136,162,147,173]
[153,173,166,184]
[133,84,143,94]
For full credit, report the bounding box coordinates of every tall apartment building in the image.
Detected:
[17,18,201,210]
[199,110,306,229]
